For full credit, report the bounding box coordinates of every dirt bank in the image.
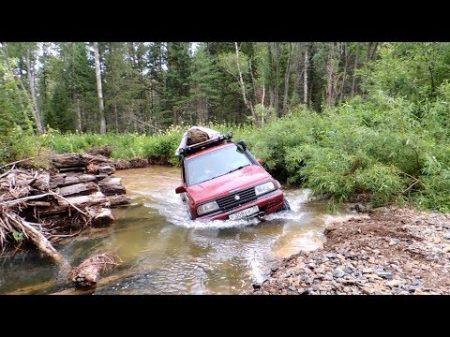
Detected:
[113,157,172,170]
[249,207,450,295]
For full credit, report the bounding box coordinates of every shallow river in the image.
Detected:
[0,166,346,295]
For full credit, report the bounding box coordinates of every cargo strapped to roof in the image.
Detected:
[179,132,233,157]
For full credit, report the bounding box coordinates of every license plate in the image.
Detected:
[228,205,259,220]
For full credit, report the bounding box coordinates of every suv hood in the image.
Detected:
[186,164,272,204]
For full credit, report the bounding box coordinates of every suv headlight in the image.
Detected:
[255,181,276,196]
[197,201,219,215]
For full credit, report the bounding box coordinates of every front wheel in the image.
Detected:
[281,199,291,211]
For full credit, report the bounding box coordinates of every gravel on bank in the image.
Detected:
[249,207,450,295]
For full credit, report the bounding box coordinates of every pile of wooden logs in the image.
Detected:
[0,153,130,255]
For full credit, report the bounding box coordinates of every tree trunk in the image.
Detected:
[249,58,258,104]
[93,42,106,134]
[291,43,302,105]
[113,102,119,132]
[267,43,274,108]
[339,43,349,103]
[26,48,44,134]
[351,47,360,97]
[304,43,310,106]
[326,43,337,107]
[75,95,82,131]
[366,42,379,62]
[282,43,293,114]
[271,42,281,116]
[370,42,379,60]
[235,42,257,125]
[261,85,266,106]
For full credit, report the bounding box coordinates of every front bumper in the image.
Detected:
[197,189,285,221]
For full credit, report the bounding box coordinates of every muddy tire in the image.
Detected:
[282,199,291,211]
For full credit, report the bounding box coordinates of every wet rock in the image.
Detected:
[333,268,345,278]
[377,271,393,280]
[386,280,402,288]
[389,239,400,246]
[307,263,316,269]
[360,286,374,295]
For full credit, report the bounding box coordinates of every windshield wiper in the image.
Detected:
[225,164,251,175]
[196,165,251,184]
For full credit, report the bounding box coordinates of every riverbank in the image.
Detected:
[249,207,450,295]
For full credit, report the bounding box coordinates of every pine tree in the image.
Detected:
[162,42,192,126]
[190,43,221,124]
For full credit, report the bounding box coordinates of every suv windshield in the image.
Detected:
[185,144,252,185]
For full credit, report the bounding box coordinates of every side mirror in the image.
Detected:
[257,159,264,166]
[236,140,247,152]
[175,185,186,194]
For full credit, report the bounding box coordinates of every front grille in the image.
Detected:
[216,187,257,211]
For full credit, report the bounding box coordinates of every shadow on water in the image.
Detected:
[0,166,346,295]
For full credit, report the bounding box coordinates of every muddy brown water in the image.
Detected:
[0,166,347,295]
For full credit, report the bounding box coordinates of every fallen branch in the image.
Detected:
[3,212,66,266]
[0,157,34,170]
[0,192,53,207]
[402,179,421,194]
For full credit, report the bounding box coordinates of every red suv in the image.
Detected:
[175,134,290,221]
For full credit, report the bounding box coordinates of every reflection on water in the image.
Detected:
[0,166,346,295]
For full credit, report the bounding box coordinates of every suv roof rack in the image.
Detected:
[179,132,233,157]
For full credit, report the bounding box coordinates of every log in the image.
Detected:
[88,208,114,227]
[58,166,85,173]
[38,192,130,217]
[98,177,126,196]
[107,195,131,207]
[82,153,111,164]
[49,174,96,188]
[58,182,99,197]
[56,191,107,207]
[36,204,71,217]
[51,269,138,295]
[95,174,109,181]
[98,164,115,175]
[31,172,50,190]
[28,201,52,207]
[51,154,87,168]
[49,174,65,188]
[71,253,121,289]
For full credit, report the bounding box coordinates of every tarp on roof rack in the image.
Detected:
[175,126,221,156]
